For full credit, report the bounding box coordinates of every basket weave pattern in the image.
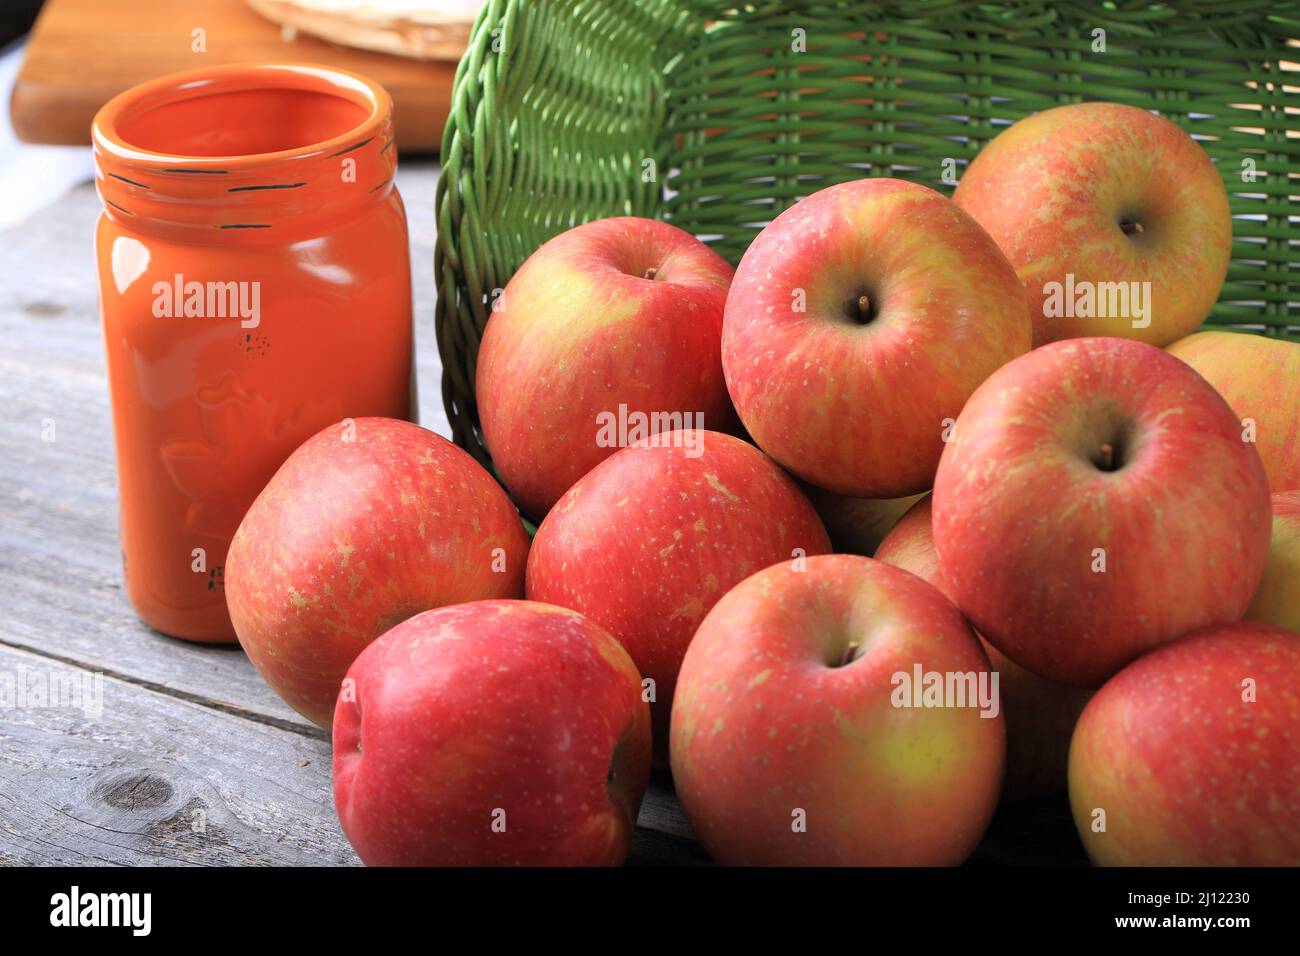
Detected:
[435,0,1299,468]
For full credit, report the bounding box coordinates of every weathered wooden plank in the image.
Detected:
[0,642,355,865]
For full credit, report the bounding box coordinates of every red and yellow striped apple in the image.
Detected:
[227,418,530,727]
[1167,330,1300,493]
[954,102,1231,347]
[1246,491,1300,633]
[526,429,830,760]
[333,600,651,866]
[933,337,1272,687]
[476,216,735,520]
[722,178,1031,498]
[875,495,1091,801]
[670,555,1004,865]
[1069,622,1300,866]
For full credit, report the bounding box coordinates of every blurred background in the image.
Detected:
[0,0,477,228]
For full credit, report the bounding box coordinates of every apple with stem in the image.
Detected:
[722,178,1031,498]
[933,337,1271,687]
[954,102,1232,347]
[670,554,1004,865]
[476,216,735,521]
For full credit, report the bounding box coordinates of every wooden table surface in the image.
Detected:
[0,161,1086,867]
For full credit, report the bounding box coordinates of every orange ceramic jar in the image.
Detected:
[93,64,413,643]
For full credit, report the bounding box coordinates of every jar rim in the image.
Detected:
[92,62,392,171]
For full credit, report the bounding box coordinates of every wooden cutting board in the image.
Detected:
[11,0,461,153]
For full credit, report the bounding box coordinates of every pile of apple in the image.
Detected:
[225,102,1300,867]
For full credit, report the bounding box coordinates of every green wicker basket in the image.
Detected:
[435,0,1299,469]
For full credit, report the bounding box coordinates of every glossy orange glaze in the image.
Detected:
[93,64,413,642]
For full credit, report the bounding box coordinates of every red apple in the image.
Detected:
[526,429,830,760]
[875,495,1092,801]
[1069,622,1300,866]
[1245,491,1300,633]
[954,102,1232,347]
[670,555,1004,865]
[475,216,735,520]
[226,417,530,727]
[1167,331,1300,493]
[933,337,1272,687]
[722,177,1031,498]
[333,600,651,866]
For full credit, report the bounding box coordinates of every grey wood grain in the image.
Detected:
[0,643,355,866]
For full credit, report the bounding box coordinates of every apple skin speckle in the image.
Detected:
[333,599,651,867]
[670,554,1005,866]
[1070,622,1300,866]
[933,337,1271,688]
[226,417,530,728]
[527,429,830,765]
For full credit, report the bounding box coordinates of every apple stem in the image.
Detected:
[1098,442,1115,471]
[644,267,658,280]
[1120,220,1144,237]
[840,640,861,667]
[858,295,871,319]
